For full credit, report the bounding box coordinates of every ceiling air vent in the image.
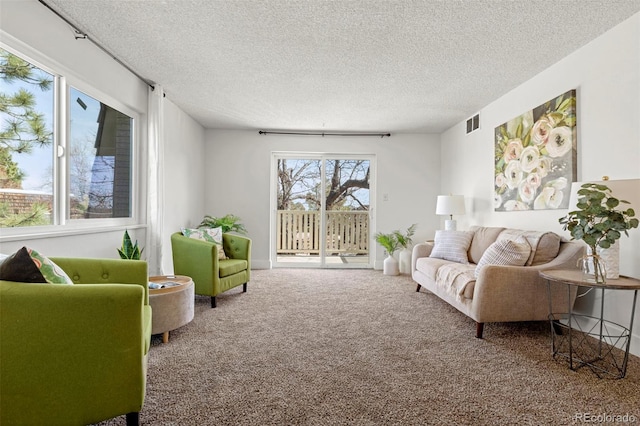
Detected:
[466,114,480,134]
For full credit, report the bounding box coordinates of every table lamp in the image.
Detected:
[436,195,465,231]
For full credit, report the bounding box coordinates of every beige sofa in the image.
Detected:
[411,226,584,338]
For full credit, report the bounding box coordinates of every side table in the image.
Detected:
[149,275,195,343]
[540,269,640,378]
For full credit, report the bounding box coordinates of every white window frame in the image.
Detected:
[0,39,143,241]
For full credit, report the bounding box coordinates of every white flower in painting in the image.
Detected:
[536,157,552,178]
[549,177,568,191]
[504,160,524,190]
[495,173,506,188]
[494,192,503,209]
[533,178,567,210]
[518,180,536,205]
[530,116,554,146]
[504,200,529,211]
[520,146,540,173]
[503,139,524,163]
[546,126,573,157]
[526,172,542,189]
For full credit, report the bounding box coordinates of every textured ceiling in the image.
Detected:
[43,0,640,133]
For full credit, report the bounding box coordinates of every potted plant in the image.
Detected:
[199,214,248,235]
[118,230,144,260]
[375,231,400,275]
[394,224,417,275]
[559,183,638,283]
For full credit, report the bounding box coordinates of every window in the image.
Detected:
[69,87,133,219]
[0,48,54,227]
[0,46,137,231]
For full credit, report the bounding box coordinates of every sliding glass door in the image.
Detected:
[272,153,374,268]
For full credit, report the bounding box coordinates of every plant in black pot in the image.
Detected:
[559,183,638,283]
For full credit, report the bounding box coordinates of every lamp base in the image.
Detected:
[444,219,457,231]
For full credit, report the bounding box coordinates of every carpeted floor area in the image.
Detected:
[96,268,640,425]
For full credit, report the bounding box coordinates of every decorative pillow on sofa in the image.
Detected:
[181,227,227,260]
[497,229,561,266]
[429,230,474,264]
[0,246,73,284]
[475,237,531,277]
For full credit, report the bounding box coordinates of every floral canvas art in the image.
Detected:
[494,89,577,211]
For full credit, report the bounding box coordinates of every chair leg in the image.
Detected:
[243,282,247,293]
[126,412,139,426]
[211,296,216,308]
[416,284,421,292]
[476,322,484,339]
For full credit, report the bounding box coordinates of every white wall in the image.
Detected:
[204,130,440,269]
[440,13,640,355]
[160,100,206,273]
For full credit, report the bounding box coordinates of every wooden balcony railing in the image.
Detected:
[276,210,369,255]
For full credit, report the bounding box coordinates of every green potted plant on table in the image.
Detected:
[375,231,400,276]
[559,183,638,283]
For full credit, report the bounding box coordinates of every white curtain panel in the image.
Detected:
[146,85,165,275]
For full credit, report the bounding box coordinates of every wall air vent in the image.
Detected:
[466,114,480,134]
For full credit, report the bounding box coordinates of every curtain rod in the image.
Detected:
[259,131,391,138]
[38,0,155,89]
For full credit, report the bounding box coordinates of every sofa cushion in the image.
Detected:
[531,232,562,265]
[435,262,476,299]
[475,237,531,277]
[429,230,474,264]
[182,227,227,260]
[0,247,73,284]
[497,229,561,266]
[218,259,248,278]
[467,226,506,264]
[415,257,452,281]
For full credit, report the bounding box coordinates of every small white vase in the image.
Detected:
[383,254,399,276]
[398,248,412,275]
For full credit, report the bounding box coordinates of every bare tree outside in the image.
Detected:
[277,158,369,211]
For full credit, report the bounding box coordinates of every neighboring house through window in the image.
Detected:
[0,45,138,233]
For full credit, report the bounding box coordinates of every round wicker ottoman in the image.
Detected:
[149,275,195,343]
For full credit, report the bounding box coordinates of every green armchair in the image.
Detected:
[171,232,251,308]
[0,257,152,426]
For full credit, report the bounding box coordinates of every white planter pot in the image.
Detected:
[398,248,412,275]
[383,254,399,276]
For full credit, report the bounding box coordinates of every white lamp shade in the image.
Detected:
[568,179,640,212]
[436,195,466,216]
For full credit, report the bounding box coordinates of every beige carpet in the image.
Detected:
[97,269,640,425]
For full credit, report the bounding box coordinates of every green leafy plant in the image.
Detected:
[117,230,144,260]
[199,214,248,234]
[559,183,638,282]
[374,231,399,256]
[394,223,417,249]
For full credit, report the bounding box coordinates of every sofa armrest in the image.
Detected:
[411,242,433,272]
[0,281,147,424]
[171,232,219,294]
[223,233,251,280]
